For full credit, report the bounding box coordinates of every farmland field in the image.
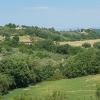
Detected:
[2,74,100,100]
[59,39,100,46]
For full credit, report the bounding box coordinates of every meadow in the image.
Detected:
[2,74,100,100]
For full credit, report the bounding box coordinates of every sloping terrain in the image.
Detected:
[2,74,100,100]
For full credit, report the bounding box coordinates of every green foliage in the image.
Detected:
[36,40,56,52]
[18,44,33,54]
[11,35,19,46]
[93,42,100,49]
[1,23,100,99]
[56,44,71,54]
[82,42,91,48]
[0,73,14,95]
[52,69,64,80]
[0,53,37,88]
[36,65,54,81]
[5,23,17,28]
[64,48,100,78]
[1,24,100,41]
[68,46,83,55]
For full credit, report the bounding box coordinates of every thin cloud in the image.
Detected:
[25,6,49,10]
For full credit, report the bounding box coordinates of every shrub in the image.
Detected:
[36,65,54,81]
[56,44,71,54]
[52,69,64,80]
[0,73,14,95]
[82,43,91,48]
[64,48,100,78]
[0,53,37,88]
[11,35,19,46]
[36,40,56,52]
[68,46,83,55]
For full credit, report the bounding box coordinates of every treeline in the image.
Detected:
[1,23,100,41]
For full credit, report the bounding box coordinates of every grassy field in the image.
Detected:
[2,74,100,100]
[59,39,100,46]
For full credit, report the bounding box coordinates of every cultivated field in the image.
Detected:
[2,74,100,100]
[59,39,100,46]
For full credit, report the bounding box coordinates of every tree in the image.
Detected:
[5,23,17,28]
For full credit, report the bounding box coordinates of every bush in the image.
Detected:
[56,44,71,54]
[68,46,83,55]
[63,48,100,78]
[36,40,56,52]
[0,53,37,88]
[52,69,64,80]
[36,65,54,81]
[0,73,14,95]
[82,43,91,48]
[11,35,19,46]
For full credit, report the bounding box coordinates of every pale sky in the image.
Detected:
[0,0,100,29]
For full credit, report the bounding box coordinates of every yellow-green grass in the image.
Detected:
[19,35,31,43]
[2,74,100,100]
[59,39,100,46]
[19,35,44,43]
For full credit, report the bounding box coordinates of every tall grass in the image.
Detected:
[13,90,68,100]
